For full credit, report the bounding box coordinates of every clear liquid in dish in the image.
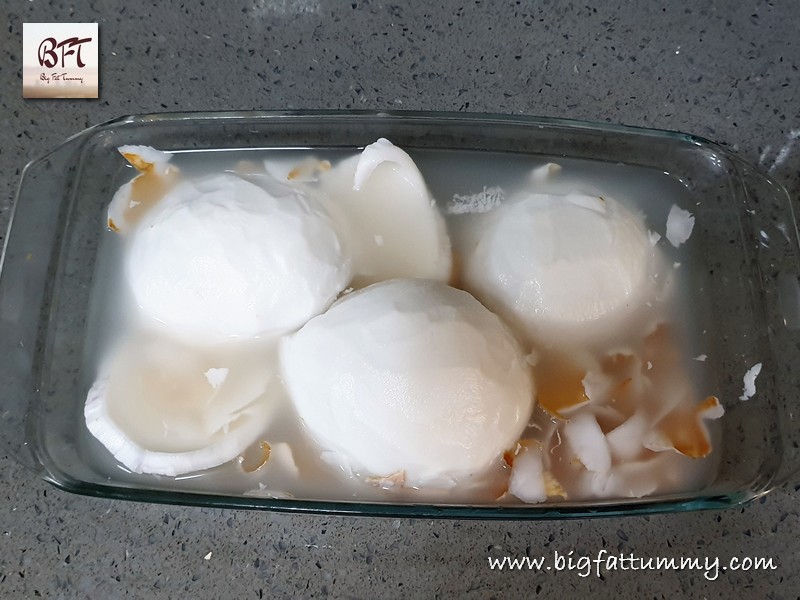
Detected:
[78,145,723,505]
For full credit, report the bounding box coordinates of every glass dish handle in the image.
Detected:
[738,157,800,487]
[0,133,89,473]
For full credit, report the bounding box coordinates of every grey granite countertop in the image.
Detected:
[1,1,799,598]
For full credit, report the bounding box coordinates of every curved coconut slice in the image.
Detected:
[84,336,276,476]
[107,145,178,234]
[643,396,724,458]
[319,138,452,287]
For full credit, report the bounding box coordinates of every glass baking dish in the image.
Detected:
[1,111,798,519]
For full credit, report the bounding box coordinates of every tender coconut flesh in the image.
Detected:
[126,172,351,341]
[462,192,654,343]
[319,138,452,287]
[84,335,277,476]
[280,278,534,488]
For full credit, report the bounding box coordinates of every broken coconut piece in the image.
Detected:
[107,145,178,233]
[504,438,568,502]
[507,441,547,503]
[643,396,724,458]
[562,412,612,473]
[665,204,695,248]
[739,363,762,401]
[318,138,452,287]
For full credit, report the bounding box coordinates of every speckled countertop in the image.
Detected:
[1,1,799,598]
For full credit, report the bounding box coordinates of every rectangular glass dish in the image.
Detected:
[1,111,799,519]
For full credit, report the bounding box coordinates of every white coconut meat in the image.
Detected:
[665,204,695,248]
[562,412,611,474]
[84,336,277,477]
[462,191,655,345]
[507,442,547,504]
[739,363,762,401]
[319,138,452,287]
[126,172,351,341]
[280,278,534,488]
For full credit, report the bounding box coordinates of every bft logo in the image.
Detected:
[23,23,99,98]
[37,36,93,69]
